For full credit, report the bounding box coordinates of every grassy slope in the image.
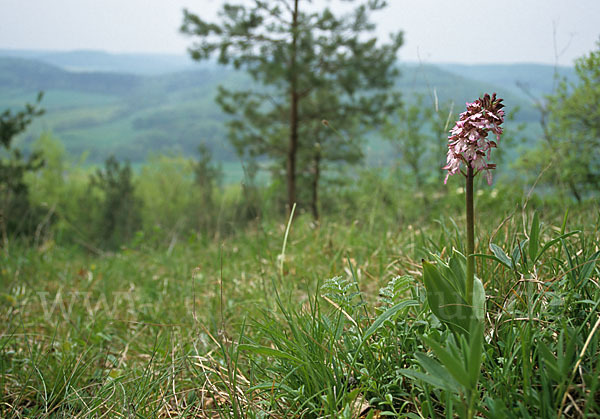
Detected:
[1,196,598,417]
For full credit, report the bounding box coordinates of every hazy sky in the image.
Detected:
[1,0,598,65]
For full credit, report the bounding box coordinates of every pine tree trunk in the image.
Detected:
[287,93,298,215]
[569,180,582,203]
[311,149,321,221]
[286,0,299,216]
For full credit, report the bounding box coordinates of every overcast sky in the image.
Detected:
[1,0,598,65]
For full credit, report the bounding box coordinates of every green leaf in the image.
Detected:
[467,321,484,389]
[430,253,463,295]
[448,250,467,295]
[414,352,459,390]
[423,336,470,389]
[562,239,577,284]
[361,299,419,342]
[422,260,472,335]
[511,239,528,268]
[578,250,600,286]
[472,253,508,266]
[534,231,579,264]
[489,244,513,269]
[537,341,561,382]
[561,209,569,235]
[400,369,457,393]
[485,396,511,418]
[529,211,540,263]
[472,277,485,322]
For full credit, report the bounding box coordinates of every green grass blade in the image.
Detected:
[237,344,306,364]
[361,299,419,342]
[529,211,540,263]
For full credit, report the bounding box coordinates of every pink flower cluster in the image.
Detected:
[443,93,505,185]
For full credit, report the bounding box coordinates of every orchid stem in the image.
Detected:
[466,164,475,306]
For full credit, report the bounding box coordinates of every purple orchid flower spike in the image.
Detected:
[443,93,505,185]
[440,93,505,310]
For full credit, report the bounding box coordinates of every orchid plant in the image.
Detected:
[415,94,504,418]
[443,93,505,306]
[422,93,504,333]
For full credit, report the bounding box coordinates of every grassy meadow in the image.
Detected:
[1,180,599,417]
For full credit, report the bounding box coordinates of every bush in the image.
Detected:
[0,93,45,241]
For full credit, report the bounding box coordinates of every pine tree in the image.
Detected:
[89,156,142,249]
[181,0,403,216]
[0,93,44,240]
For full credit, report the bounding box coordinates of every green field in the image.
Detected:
[2,192,599,417]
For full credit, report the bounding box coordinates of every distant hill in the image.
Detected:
[0,49,196,75]
[0,50,568,165]
[0,55,241,161]
[0,57,141,94]
[438,63,575,98]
